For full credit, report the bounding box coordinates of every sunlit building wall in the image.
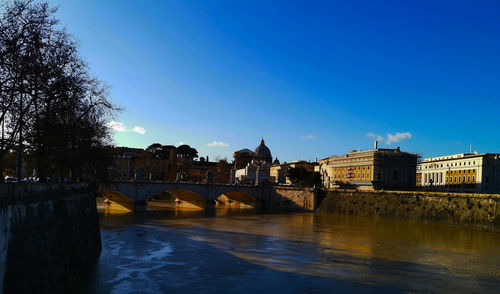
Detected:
[320,146,418,190]
[417,153,500,193]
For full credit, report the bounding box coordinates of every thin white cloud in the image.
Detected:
[366,132,384,142]
[133,126,146,135]
[300,134,316,140]
[207,141,229,147]
[176,141,186,146]
[106,121,127,132]
[367,132,412,145]
[386,132,412,144]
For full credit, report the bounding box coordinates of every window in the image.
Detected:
[463,176,466,182]
[455,176,457,182]
[472,176,475,182]
[468,175,470,182]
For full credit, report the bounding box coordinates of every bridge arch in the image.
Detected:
[216,190,257,208]
[157,189,208,210]
[98,189,135,212]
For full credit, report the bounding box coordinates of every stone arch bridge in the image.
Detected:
[98,181,317,211]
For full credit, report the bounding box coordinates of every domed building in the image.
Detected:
[232,138,274,184]
[254,138,272,164]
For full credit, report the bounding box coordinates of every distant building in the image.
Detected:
[233,138,273,184]
[108,144,231,183]
[270,160,318,184]
[320,144,418,190]
[233,149,255,170]
[417,152,500,193]
[108,147,173,181]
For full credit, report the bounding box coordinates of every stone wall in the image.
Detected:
[265,186,316,211]
[0,184,101,293]
[317,189,500,230]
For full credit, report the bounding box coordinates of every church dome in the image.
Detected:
[273,157,280,165]
[254,138,272,163]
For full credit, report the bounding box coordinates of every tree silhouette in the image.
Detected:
[287,167,321,187]
[176,144,198,159]
[0,0,118,181]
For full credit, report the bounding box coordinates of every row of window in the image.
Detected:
[449,175,475,184]
[333,165,372,172]
[423,160,476,169]
[447,169,476,174]
[333,172,371,180]
[423,173,476,184]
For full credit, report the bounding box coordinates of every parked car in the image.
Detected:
[4,176,18,183]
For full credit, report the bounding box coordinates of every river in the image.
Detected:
[81,206,500,293]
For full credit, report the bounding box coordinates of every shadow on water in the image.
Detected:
[85,208,500,293]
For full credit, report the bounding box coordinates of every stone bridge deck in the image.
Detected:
[98,181,317,211]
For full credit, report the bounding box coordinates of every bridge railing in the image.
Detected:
[100,180,257,187]
[0,183,89,198]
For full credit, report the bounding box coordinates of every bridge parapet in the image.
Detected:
[0,183,89,198]
[98,181,317,211]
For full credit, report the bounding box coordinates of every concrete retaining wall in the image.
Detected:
[317,189,500,230]
[0,184,101,293]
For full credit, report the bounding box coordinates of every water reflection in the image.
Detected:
[90,207,500,293]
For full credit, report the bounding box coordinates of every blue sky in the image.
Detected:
[49,0,500,162]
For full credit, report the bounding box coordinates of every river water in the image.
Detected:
[81,207,500,293]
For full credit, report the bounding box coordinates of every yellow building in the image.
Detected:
[417,152,500,193]
[320,146,418,190]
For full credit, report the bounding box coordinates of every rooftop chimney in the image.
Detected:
[374,140,378,150]
[470,144,472,154]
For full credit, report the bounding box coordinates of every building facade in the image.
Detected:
[417,153,500,193]
[320,147,418,190]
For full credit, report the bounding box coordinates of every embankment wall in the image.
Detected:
[265,186,316,211]
[0,184,101,293]
[317,190,500,230]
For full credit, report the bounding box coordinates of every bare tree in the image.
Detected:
[0,0,118,182]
